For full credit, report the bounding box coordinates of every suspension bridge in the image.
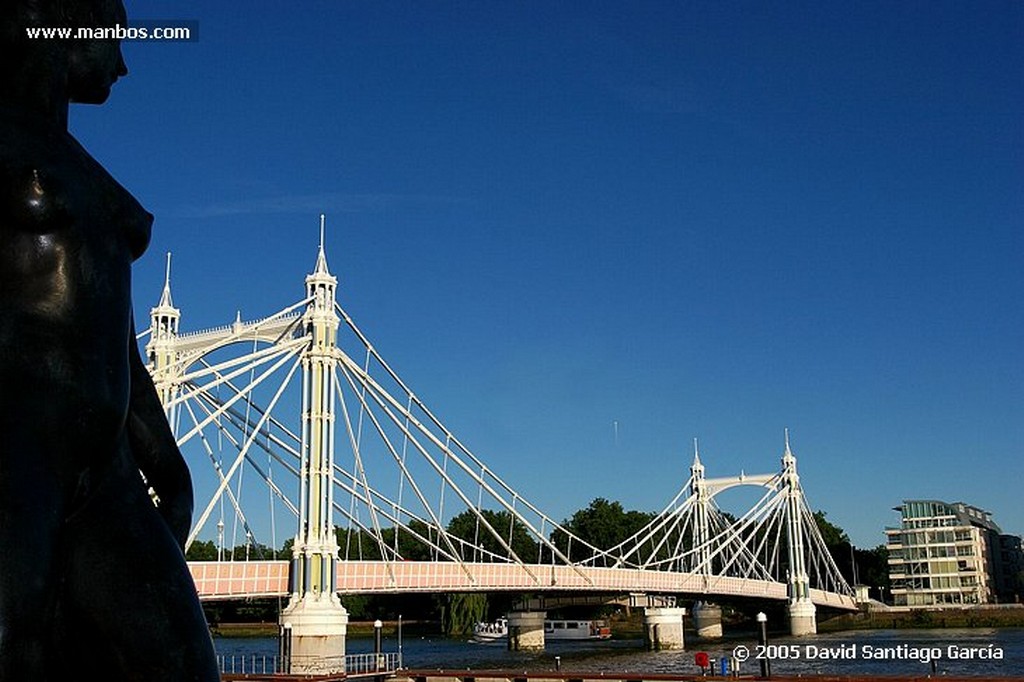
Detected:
[141,218,855,671]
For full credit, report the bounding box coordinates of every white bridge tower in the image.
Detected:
[279,217,349,674]
[782,431,816,635]
[689,441,724,639]
[146,253,181,423]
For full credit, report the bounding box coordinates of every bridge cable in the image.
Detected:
[333,367,391,570]
[334,362,469,570]
[188,350,304,549]
[180,395,259,555]
[231,333,261,558]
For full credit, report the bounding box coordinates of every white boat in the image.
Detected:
[471,618,507,643]
[545,619,612,641]
[472,617,611,643]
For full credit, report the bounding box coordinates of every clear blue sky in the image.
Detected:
[73,1,1022,549]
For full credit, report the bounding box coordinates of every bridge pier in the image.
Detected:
[507,611,546,651]
[643,606,685,650]
[787,599,816,636]
[279,597,349,673]
[691,601,722,639]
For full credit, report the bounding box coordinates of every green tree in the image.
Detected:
[812,511,890,596]
[813,510,850,547]
[384,520,439,561]
[335,521,445,561]
[340,594,372,619]
[440,593,487,636]
[553,498,653,560]
[186,540,218,561]
[228,541,276,561]
[813,510,854,582]
[337,527,385,560]
[446,509,539,563]
[854,544,891,598]
[185,538,281,561]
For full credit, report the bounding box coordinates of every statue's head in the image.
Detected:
[3,0,129,105]
[66,0,129,104]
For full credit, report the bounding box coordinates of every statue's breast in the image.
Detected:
[0,129,153,261]
[0,131,151,328]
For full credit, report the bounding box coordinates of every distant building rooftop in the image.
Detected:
[894,499,1001,533]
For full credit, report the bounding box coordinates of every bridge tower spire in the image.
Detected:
[280,215,349,674]
[781,430,817,635]
[690,439,711,576]
[689,439,723,639]
[146,252,182,422]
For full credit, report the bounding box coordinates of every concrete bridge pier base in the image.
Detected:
[691,601,723,639]
[787,599,816,636]
[507,611,546,651]
[279,597,349,674]
[643,606,686,650]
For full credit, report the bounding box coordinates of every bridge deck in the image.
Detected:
[188,561,855,610]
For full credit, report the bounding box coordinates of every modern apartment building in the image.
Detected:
[886,499,1022,608]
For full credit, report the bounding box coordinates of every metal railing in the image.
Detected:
[218,653,280,675]
[218,651,402,676]
[346,652,403,676]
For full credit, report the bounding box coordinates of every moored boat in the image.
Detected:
[545,619,612,640]
[472,617,611,642]
[471,618,507,643]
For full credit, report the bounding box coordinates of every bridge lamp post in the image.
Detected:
[756,612,770,678]
[374,619,384,673]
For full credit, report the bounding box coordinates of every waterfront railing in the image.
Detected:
[218,651,402,676]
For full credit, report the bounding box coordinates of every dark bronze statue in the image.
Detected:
[0,1,219,679]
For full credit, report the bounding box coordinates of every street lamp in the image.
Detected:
[756,612,770,679]
[374,619,384,671]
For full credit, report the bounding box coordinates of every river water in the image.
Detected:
[215,628,1024,678]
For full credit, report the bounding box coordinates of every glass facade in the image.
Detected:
[885,499,1004,608]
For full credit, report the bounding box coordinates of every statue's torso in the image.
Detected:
[0,120,153,460]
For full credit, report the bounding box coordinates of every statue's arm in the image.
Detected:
[127,320,194,550]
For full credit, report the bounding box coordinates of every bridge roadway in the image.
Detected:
[187,560,856,610]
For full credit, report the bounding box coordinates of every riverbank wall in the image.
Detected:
[819,604,1024,632]
[213,619,435,639]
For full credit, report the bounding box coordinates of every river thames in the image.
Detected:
[215,627,1024,678]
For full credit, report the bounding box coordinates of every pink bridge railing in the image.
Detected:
[188,560,855,610]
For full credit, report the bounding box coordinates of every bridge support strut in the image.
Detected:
[787,599,816,637]
[692,601,723,639]
[643,607,686,650]
[507,611,546,651]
